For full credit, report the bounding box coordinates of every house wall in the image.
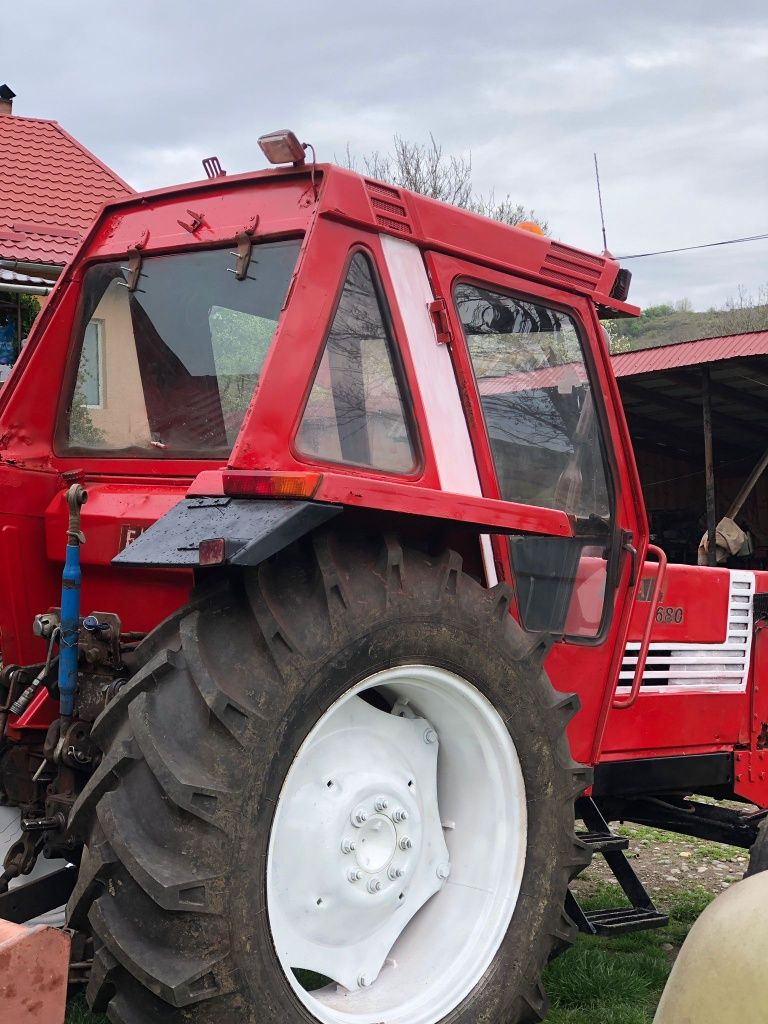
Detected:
[87,282,151,448]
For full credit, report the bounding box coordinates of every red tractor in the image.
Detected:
[0,129,765,1024]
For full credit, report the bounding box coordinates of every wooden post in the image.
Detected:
[702,366,717,567]
[726,445,768,520]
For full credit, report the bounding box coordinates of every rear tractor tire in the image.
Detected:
[67,533,590,1024]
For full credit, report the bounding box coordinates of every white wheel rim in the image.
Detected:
[267,664,527,1024]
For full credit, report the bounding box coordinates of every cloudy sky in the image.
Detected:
[3,1,766,309]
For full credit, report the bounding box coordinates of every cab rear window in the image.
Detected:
[62,240,299,457]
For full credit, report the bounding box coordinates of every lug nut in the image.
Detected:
[374,796,389,811]
[424,728,438,744]
[399,836,412,850]
[352,809,369,827]
[341,838,357,854]
[388,866,404,880]
[367,878,383,893]
[348,869,362,882]
[392,808,408,822]
[358,975,369,988]
[437,863,451,880]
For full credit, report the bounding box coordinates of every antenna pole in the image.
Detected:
[593,152,608,252]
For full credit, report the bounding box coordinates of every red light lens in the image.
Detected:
[223,472,322,499]
[199,537,226,566]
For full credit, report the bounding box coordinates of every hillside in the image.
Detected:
[608,299,768,352]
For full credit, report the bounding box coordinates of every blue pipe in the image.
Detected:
[58,543,82,718]
[58,485,87,720]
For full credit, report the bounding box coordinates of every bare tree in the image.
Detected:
[719,283,768,334]
[344,134,547,231]
[469,191,549,233]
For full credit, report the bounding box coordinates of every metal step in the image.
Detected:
[582,906,669,936]
[576,830,629,854]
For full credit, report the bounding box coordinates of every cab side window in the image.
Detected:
[455,283,611,519]
[297,252,417,474]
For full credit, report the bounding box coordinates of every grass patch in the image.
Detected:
[64,994,106,1024]
[543,883,713,1023]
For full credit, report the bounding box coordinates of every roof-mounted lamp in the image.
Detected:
[258,130,307,166]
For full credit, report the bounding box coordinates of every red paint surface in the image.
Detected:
[0,920,70,1023]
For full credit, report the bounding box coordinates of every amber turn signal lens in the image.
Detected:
[516,221,546,236]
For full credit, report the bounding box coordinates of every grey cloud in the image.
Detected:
[3,0,766,309]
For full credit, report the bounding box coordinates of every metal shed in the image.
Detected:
[612,331,768,568]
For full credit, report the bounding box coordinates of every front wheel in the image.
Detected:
[68,534,590,1024]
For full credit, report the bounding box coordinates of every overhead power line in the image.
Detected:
[618,232,768,260]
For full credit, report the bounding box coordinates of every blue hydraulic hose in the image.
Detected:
[58,485,87,720]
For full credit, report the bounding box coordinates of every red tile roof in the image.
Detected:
[0,115,133,267]
[611,331,768,377]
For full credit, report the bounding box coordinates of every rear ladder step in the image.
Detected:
[576,830,629,854]
[581,906,669,936]
[569,797,668,937]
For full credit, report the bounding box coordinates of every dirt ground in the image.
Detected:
[573,821,749,903]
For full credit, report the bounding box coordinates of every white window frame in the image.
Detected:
[82,318,105,409]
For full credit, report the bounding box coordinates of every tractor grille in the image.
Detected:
[617,570,755,692]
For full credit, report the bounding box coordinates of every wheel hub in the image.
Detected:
[352,813,398,873]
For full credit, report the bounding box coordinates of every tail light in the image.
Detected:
[222,471,322,499]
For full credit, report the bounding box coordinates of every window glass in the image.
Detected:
[297,252,416,473]
[455,283,615,639]
[65,240,300,456]
[455,283,610,520]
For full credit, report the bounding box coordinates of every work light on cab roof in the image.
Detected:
[258,128,307,165]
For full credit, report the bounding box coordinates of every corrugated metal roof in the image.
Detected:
[611,332,768,377]
[0,114,132,267]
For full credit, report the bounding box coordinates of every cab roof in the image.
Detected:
[67,162,639,318]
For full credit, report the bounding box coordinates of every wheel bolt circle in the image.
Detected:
[374,796,389,811]
[399,836,412,850]
[392,808,408,822]
[341,838,356,854]
[367,878,383,893]
[352,809,369,827]
[348,869,362,882]
[388,866,404,880]
[424,728,438,744]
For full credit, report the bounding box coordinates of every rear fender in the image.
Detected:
[112,498,342,569]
